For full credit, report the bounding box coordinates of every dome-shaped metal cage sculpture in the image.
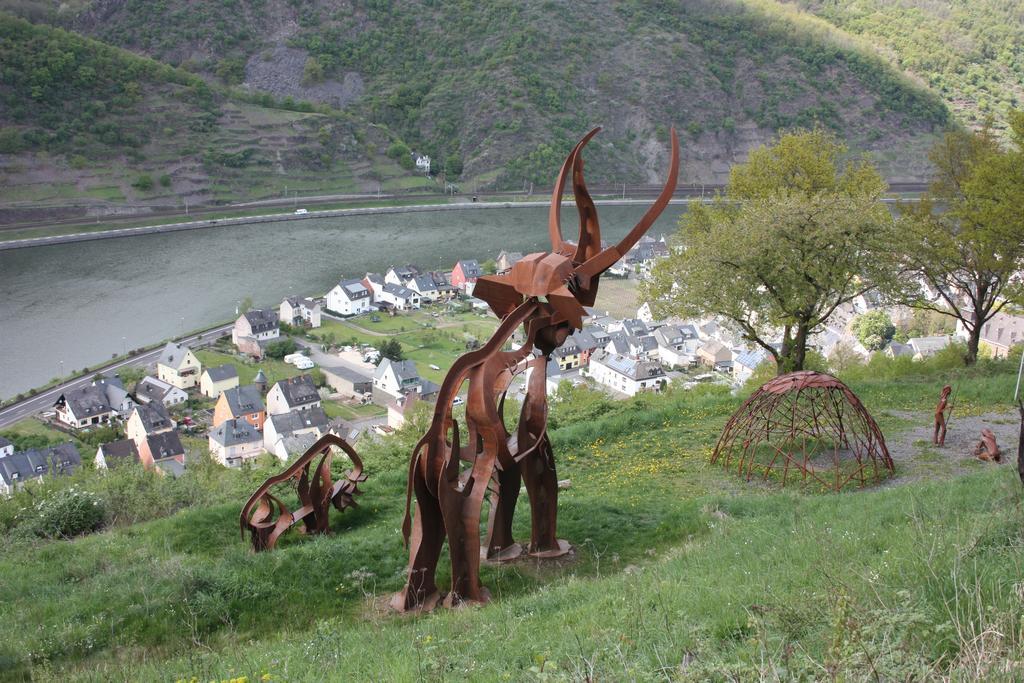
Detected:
[711,371,894,491]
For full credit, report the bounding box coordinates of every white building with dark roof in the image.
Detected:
[263,407,329,460]
[266,374,321,415]
[280,297,322,328]
[135,376,187,407]
[372,358,439,403]
[378,283,421,310]
[0,443,81,496]
[587,351,666,396]
[156,342,201,390]
[53,385,115,428]
[209,418,264,468]
[327,279,372,316]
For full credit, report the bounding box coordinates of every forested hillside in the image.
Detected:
[784,0,1024,131]
[1,0,952,194]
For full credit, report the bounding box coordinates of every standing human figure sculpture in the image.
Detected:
[390,126,679,612]
[934,384,952,446]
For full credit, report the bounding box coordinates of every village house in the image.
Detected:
[266,375,321,415]
[0,436,12,459]
[362,272,386,299]
[385,265,420,286]
[200,364,239,399]
[406,274,441,302]
[156,342,201,390]
[327,279,372,316]
[209,418,264,468]
[95,439,138,470]
[907,335,952,360]
[263,407,329,460]
[978,311,1024,359]
[885,341,914,359]
[654,325,699,369]
[138,431,186,476]
[0,443,81,497]
[321,365,373,398]
[378,283,421,310]
[587,351,667,397]
[697,340,734,372]
[552,338,582,371]
[567,329,602,368]
[608,318,650,337]
[496,250,524,274]
[213,385,266,431]
[53,384,115,428]
[92,377,136,418]
[280,296,322,328]
[732,348,770,385]
[232,309,280,357]
[450,259,482,292]
[372,358,439,403]
[135,375,187,407]
[415,154,431,174]
[125,402,175,445]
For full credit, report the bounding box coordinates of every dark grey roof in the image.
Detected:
[55,385,112,418]
[145,431,185,461]
[364,272,384,286]
[552,339,581,358]
[337,278,370,300]
[98,439,138,466]
[456,260,482,278]
[322,364,371,383]
[654,326,685,348]
[135,376,174,404]
[619,319,650,336]
[273,374,319,408]
[223,385,265,415]
[158,342,193,369]
[630,334,658,352]
[243,309,279,333]
[410,275,438,292]
[382,282,418,299]
[390,265,419,279]
[209,418,261,447]
[0,442,81,487]
[592,351,666,381]
[570,329,600,351]
[133,402,172,433]
[0,436,11,449]
[204,364,238,382]
[267,406,329,437]
[375,358,421,383]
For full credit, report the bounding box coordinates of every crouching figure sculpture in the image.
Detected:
[240,434,367,552]
[391,126,680,612]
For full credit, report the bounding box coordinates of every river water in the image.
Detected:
[0,204,684,399]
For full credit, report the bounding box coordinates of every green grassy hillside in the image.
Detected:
[783,0,1024,130]
[2,0,952,189]
[0,13,422,214]
[1,354,1021,680]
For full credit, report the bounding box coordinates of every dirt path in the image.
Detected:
[880,409,1020,487]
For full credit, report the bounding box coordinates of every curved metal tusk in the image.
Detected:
[571,151,601,264]
[575,127,679,279]
[549,127,602,254]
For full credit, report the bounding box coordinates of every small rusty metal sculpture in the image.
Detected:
[391,126,679,612]
[1017,400,1024,484]
[973,428,1002,462]
[712,371,894,491]
[934,384,953,446]
[240,434,367,551]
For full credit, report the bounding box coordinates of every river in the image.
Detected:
[0,204,684,399]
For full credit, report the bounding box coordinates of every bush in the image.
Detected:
[158,173,172,187]
[264,338,298,359]
[30,487,105,539]
[132,174,154,191]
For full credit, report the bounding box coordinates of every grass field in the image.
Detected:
[0,354,1022,680]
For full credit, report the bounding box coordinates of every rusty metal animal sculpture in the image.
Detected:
[240,434,367,552]
[390,126,679,612]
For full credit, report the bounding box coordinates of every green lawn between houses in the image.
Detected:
[0,353,1022,680]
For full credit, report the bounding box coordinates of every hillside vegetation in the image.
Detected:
[784,0,1024,130]
[0,13,419,216]
[1,354,1022,679]
[1,0,953,194]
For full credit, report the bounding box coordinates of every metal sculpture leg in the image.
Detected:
[483,461,523,561]
[390,474,444,612]
[523,434,570,557]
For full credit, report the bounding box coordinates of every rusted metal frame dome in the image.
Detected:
[712,371,893,491]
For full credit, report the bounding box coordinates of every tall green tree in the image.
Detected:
[852,311,895,351]
[644,130,896,374]
[893,113,1024,365]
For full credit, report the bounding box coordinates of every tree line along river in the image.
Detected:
[0,204,684,399]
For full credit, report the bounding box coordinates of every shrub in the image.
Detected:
[30,488,105,539]
[132,174,154,191]
[158,173,172,187]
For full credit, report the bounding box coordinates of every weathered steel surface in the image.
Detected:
[391,127,679,612]
[240,434,367,552]
[974,428,1002,462]
[711,371,894,492]
[934,384,952,446]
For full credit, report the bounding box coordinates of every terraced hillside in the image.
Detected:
[2,0,954,193]
[0,14,417,220]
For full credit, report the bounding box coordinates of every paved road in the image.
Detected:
[0,323,233,430]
